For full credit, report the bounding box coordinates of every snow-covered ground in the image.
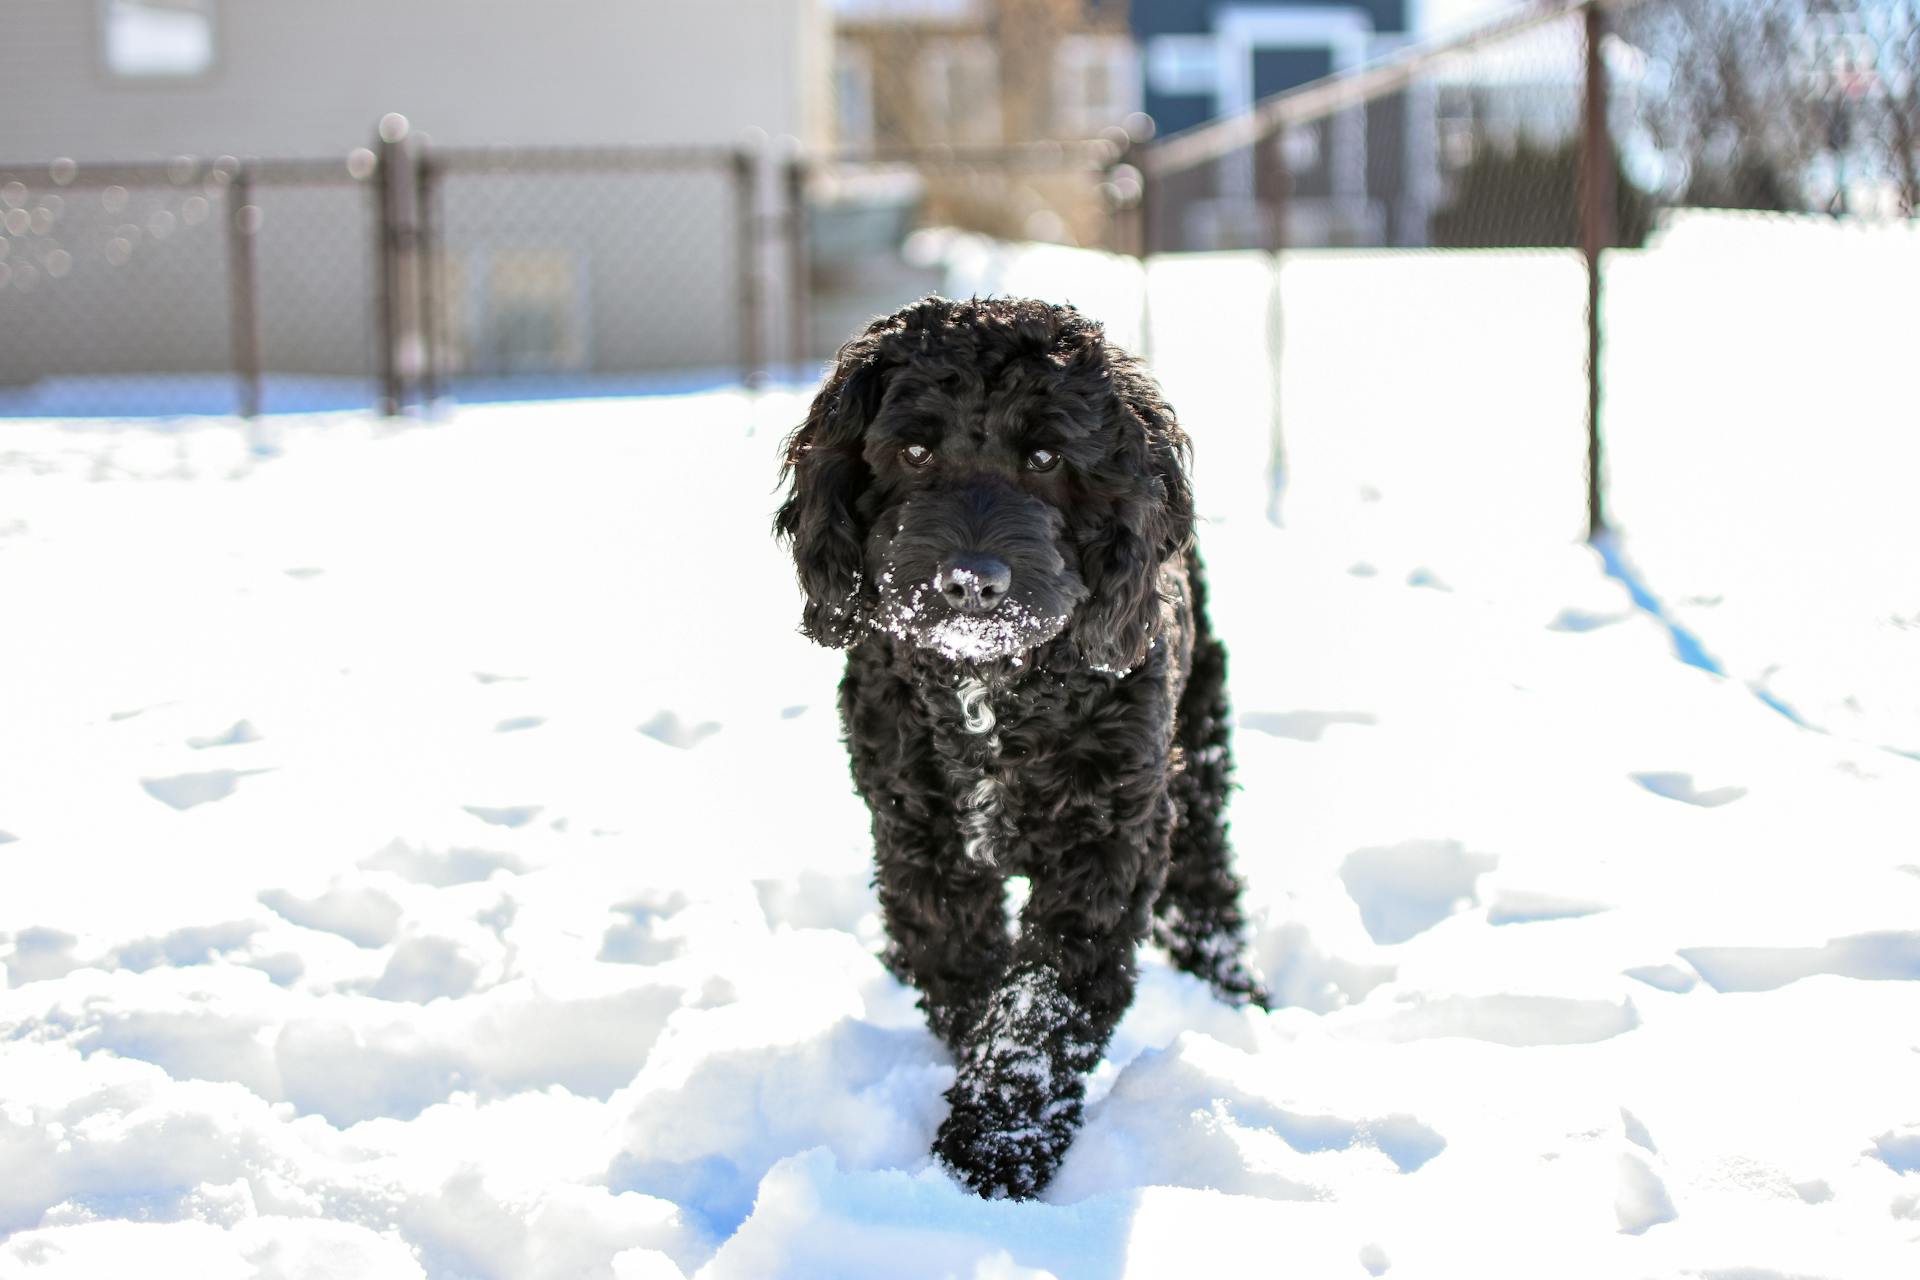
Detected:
[2,241,1918,1278]
[946,214,1920,758]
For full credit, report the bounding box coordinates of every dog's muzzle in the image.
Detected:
[869,480,1087,663]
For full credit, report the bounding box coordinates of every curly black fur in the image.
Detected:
[776,295,1269,1200]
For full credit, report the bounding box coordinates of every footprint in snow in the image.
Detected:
[1240,710,1376,742]
[493,716,546,733]
[361,839,526,886]
[111,920,258,972]
[473,671,527,685]
[1677,930,1920,993]
[1873,1130,1920,1175]
[1486,888,1611,926]
[186,719,263,750]
[1616,1153,1677,1234]
[638,710,722,749]
[109,701,176,723]
[1631,771,1746,807]
[1548,608,1628,633]
[1623,962,1698,994]
[366,936,483,1003]
[1371,992,1640,1046]
[5,926,80,986]
[259,882,402,948]
[463,804,543,829]
[600,894,691,966]
[0,830,16,846]
[1339,838,1498,945]
[1621,1108,1657,1154]
[283,567,325,580]
[141,768,273,811]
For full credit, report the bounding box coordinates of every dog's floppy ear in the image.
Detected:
[775,339,888,648]
[1069,350,1195,672]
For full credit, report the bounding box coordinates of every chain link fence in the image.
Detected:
[0,132,771,420]
[0,134,1132,419]
[0,152,388,420]
[0,159,246,418]
[418,146,756,404]
[4,0,1913,458]
[1135,0,1917,551]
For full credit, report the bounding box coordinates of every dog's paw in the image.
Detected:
[933,966,1092,1199]
[1215,961,1274,1012]
[932,1083,1076,1201]
[1155,917,1274,1011]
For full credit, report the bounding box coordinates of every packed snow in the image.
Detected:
[2,235,1918,1278]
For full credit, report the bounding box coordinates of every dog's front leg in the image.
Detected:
[871,832,1011,1050]
[931,812,1169,1199]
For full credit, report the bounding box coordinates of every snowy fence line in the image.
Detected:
[0,122,769,420]
[1127,0,1920,540]
[0,127,1138,420]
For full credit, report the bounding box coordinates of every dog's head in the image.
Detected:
[775,296,1192,671]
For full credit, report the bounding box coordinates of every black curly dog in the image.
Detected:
[776,296,1269,1199]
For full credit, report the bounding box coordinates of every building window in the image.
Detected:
[920,37,1001,146]
[1145,34,1219,97]
[834,41,876,150]
[1054,35,1140,137]
[484,250,584,375]
[102,0,216,80]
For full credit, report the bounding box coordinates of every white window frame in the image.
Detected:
[834,40,877,150]
[1214,6,1374,205]
[99,0,218,82]
[1054,34,1142,137]
[1145,34,1221,98]
[919,36,1002,146]
[470,246,591,377]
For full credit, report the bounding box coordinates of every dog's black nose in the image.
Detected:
[936,555,1012,614]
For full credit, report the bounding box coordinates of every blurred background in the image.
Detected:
[2,10,1919,1270]
[5,1,1913,396]
[0,0,1916,747]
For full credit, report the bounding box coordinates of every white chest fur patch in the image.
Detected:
[960,774,1009,865]
[954,679,1010,864]
[956,678,996,737]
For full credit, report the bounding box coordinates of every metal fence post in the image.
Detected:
[1579,0,1615,541]
[373,115,420,417]
[415,143,440,411]
[375,125,402,416]
[1138,159,1161,257]
[226,163,262,420]
[785,157,810,376]
[1256,126,1291,525]
[1135,157,1162,364]
[732,148,761,389]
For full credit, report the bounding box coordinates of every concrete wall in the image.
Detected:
[0,0,830,160]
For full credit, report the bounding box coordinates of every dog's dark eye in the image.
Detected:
[1025,448,1059,473]
[901,444,933,468]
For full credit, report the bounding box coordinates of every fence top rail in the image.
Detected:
[1143,0,1645,178]
[818,138,1126,171]
[424,144,746,176]
[2,136,1135,190]
[0,155,372,188]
